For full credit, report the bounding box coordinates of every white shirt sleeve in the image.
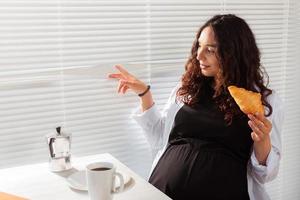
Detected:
[130,84,180,152]
[131,103,164,150]
[249,92,285,184]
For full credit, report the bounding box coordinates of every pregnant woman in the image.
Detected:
[108,14,284,200]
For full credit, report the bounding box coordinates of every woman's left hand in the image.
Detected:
[248,113,272,143]
[248,112,272,165]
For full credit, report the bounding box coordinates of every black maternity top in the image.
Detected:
[149,89,253,200]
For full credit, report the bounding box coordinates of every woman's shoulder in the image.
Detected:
[164,81,183,106]
[265,89,285,121]
[169,81,182,98]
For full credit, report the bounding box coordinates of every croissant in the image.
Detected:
[228,85,264,115]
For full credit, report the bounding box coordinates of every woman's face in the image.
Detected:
[196,26,221,79]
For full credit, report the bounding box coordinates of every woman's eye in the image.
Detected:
[207,48,215,54]
[197,45,216,55]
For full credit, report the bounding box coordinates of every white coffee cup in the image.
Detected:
[86,162,124,200]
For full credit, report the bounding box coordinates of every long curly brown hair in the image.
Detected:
[177,14,273,125]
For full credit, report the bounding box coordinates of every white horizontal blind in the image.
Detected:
[280,0,300,199]
[0,1,65,168]
[0,0,299,198]
[0,0,154,178]
[58,0,152,178]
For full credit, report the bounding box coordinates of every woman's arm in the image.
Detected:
[131,84,180,151]
[248,113,272,165]
[248,92,284,183]
[108,64,179,152]
[140,89,154,112]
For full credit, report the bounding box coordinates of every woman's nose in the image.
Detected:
[197,48,204,61]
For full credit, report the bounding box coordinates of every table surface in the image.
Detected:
[0,153,171,200]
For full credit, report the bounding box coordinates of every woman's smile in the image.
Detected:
[200,63,210,69]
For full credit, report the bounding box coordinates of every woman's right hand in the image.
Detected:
[107,64,148,95]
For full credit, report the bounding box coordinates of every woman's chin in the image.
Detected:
[201,70,215,77]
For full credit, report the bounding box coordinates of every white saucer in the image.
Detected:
[67,170,131,191]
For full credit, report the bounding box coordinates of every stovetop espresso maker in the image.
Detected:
[46,127,72,172]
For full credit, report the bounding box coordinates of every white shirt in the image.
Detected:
[131,83,284,200]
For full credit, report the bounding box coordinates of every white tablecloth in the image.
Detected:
[0,153,171,200]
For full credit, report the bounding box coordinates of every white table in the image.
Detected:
[0,153,171,200]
